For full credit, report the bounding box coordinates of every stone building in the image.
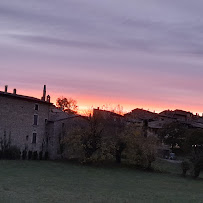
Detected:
[0,85,89,160]
[159,109,193,122]
[125,108,203,137]
[124,108,158,120]
[93,107,123,122]
[2,84,203,160]
[47,108,88,159]
[0,85,54,159]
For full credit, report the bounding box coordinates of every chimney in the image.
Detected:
[47,95,50,103]
[13,89,16,94]
[42,85,46,101]
[5,85,8,93]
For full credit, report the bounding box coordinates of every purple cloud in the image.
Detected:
[1,0,203,113]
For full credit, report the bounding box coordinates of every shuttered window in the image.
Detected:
[32,133,37,144]
[33,115,38,125]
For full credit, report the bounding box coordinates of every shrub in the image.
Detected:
[181,160,190,176]
[123,128,157,169]
[44,152,49,160]
[28,151,32,160]
[39,151,43,160]
[0,133,21,160]
[62,120,103,163]
[32,151,38,160]
[22,150,27,160]
[3,146,21,160]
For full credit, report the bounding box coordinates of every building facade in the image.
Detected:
[1,85,203,160]
[0,85,53,159]
[0,85,89,159]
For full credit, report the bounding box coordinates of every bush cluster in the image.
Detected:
[22,150,49,160]
[0,146,21,160]
[62,118,158,169]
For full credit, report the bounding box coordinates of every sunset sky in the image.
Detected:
[1,0,203,114]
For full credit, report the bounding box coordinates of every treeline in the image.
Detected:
[61,116,203,169]
[157,121,203,155]
[61,116,158,170]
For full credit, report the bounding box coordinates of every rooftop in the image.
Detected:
[0,85,52,105]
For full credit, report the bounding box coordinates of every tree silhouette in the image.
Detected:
[56,97,78,114]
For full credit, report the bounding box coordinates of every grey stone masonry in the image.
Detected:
[0,90,53,157]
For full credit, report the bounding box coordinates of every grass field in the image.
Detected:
[0,161,203,202]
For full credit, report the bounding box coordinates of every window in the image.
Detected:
[46,137,49,144]
[35,104,39,111]
[26,135,29,141]
[32,133,37,143]
[33,115,38,125]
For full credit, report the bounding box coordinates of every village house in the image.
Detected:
[124,108,158,121]
[1,85,203,160]
[0,85,87,159]
[47,108,88,159]
[159,109,193,122]
[93,107,123,122]
[124,108,203,137]
[0,85,53,158]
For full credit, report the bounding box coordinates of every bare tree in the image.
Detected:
[56,97,78,114]
[98,104,124,115]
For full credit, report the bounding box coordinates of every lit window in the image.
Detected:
[32,133,37,143]
[33,115,38,125]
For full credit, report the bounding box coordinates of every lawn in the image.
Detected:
[0,161,203,202]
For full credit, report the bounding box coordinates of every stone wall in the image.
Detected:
[0,94,51,157]
[47,115,88,159]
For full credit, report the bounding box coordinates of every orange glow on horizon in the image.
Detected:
[14,87,203,116]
